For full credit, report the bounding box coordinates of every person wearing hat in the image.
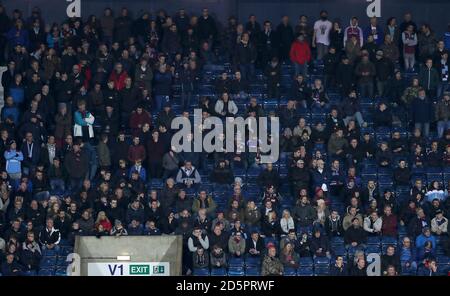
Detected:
[375,49,395,97]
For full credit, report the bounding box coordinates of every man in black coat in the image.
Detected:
[39,218,61,250]
[197,8,217,44]
[276,16,294,62]
[210,160,234,185]
[344,218,367,249]
[258,20,278,67]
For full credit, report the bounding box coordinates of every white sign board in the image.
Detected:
[88,262,170,276]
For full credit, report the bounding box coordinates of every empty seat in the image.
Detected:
[314,257,330,266]
[284,267,297,276]
[193,268,210,276]
[298,257,314,267]
[210,267,227,276]
[297,266,314,276]
[228,267,245,276]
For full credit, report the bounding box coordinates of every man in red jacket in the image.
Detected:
[290,33,312,77]
[109,62,128,91]
[129,105,152,136]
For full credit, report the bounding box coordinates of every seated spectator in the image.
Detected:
[310,228,331,258]
[381,205,398,238]
[373,102,392,128]
[381,245,401,275]
[330,256,349,276]
[192,190,217,217]
[415,227,437,254]
[344,217,367,249]
[228,232,246,258]
[376,142,393,167]
[39,218,61,251]
[431,209,448,236]
[280,209,296,236]
[20,231,42,273]
[393,159,410,186]
[210,159,234,185]
[399,236,418,274]
[193,247,209,269]
[262,211,281,239]
[350,257,367,276]
[417,258,439,276]
[280,242,300,268]
[258,163,280,190]
[425,181,446,203]
[127,219,144,235]
[143,220,161,236]
[210,244,227,269]
[188,227,209,254]
[261,244,284,276]
[341,89,367,127]
[363,211,383,236]
[328,129,348,159]
[214,92,238,117]
[324,209,344,237]
[246,231,265,258]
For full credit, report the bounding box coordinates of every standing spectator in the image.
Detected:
[197,8,217,45]
[418,24,437,63]
[312,10,332,61]
[73,100,95,143]
[4,140,23,181]
[355,54,376,98]
[419,58,439,99]
[375,50,395,97]
[64,140,89,192]
[435,93,450,138]
[264,56,281,99]
[402,24,418,71]
[276,16,294,62]
[234,32,257,83]
[344,17,364,48]
[436,52,449,98]
[289,33,311,77]
[384,17,400,46]
[364,17,384,45]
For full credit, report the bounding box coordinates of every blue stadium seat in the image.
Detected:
[228,266,245,276]
[245,256,261,267]
[296,266,314,276]
[314,266,330,276]
[210,267,227,276]
[314,257,330,266]
[298,257,314,267]
[38,268,55,276]
[245,267,260,276]
[55,267,67,276]
[40,256,57,268]
[367,236,381,245]
[193,268,210,276]
[284,267,297,276]
[229,257,244,267]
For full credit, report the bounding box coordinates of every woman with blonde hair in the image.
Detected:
[95,211,112,232]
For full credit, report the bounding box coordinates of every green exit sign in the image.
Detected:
[129,264,150,275]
